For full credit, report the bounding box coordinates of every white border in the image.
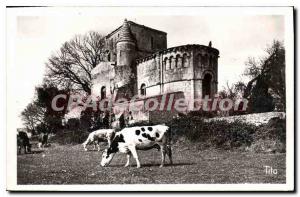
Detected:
[5,6,294,191]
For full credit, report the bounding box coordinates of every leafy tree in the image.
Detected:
[45,31,105,94]
[35,84,70,133]
[21,84,70,134]
[243,40,285,112]
[21,101,46,133]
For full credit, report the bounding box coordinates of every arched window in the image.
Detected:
[170,56,176,69]
[202,73,212,98]
[107,53,111,61]
[196,54,202,67]
[101,86,106,99]
[182,53,189,67]
[202,55,208,67]
[176,54,182,68]
[164,57,169,70]
[140,83,146,96]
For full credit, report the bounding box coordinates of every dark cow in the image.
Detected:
[38,133,49,149]
[17,131,31,154]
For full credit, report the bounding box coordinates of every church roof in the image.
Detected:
[117,19,134,43]
[105,19,167,40]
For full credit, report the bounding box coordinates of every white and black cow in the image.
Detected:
[101,125,172,168]
[82,129,115,151]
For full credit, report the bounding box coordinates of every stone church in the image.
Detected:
[91,19,219,122]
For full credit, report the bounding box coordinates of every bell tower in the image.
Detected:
[116,19,136,67]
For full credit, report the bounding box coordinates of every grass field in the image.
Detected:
[17,142,286,184]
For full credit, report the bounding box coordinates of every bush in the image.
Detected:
[249,117,286,153]
[206,120,256,149]
[254,117,286,143]
[51,129,89,145]
[166,115,257,149]
[248,139,285,153]
[128,121,155,127]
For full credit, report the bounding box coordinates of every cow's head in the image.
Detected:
[100,149,115,167]
[101,133,124,167]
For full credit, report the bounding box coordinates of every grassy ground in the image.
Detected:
[17,142,286,184]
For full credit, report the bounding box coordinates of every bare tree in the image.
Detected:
[46,31,105,94]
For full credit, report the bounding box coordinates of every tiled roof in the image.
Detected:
[117,19,134,43]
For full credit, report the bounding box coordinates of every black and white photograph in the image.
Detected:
[5,6,294,191]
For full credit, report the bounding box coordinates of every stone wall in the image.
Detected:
[207,112,286,126]
[91,62,114,98]
[136,44,219,100]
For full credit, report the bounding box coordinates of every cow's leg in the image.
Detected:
[124,153,131,167]
[159,145,166,168]
[107,138,112,147]
[128,146,141,168]
[82,138,90,151]
[83,142,88,151]
[167,145,173,165]
[38,142,42,149]
[23,145,27,154]
[97,142,101,151]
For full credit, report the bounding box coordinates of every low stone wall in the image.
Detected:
[207,112,286,126]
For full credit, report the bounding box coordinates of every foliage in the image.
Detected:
[249,117,286,153]
[243,40,285,112]
[219,40,285,114]
[21,84,69,134]
[21,101,46,133]
[166,113,286,153]
[51,129,89,145]
[218,81,248,116]
[36,84,70,133]
[167,115,257,149]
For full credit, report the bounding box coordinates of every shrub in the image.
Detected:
[205,120,256,149]
[166,115,257,149]
[128,121,155,127]
[249,117,286,153]
[254,117,286,143]
[248,139,285,153]
[51,129,89,145]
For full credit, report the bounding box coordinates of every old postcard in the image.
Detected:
[6,6,294,191]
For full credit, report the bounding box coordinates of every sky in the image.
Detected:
[7,8,285,128]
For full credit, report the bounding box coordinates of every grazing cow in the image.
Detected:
[38,133,49,149]
[101,125,172,168]
[82,129,115,151]
[17,131,31,154]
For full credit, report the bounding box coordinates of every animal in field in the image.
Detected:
[38,133,49,149]
[82,129,115,151]
[100,125,172,168]
[17,131,31,154]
